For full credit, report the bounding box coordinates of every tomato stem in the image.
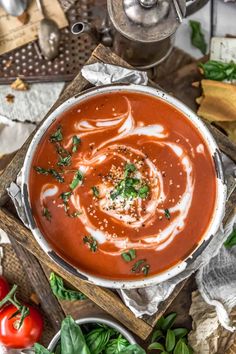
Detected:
[0,284,18,308]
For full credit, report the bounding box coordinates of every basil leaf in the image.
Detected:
[57,155,71,167]
[49,272,86,301]
[104,334,129,354]
[92,186,99,198]
[72,136,81,153]
[118,344,146,354]
[173,328,189,339]
[55,342,61,354]
[34,343,52,354]
[189,20,207,55]
[86,325,115,354]
[61,316,91,354]
[173,339,190,354]
[165,329,176,351]
[164,209,171,220]
[155,316,165,330]
[131,259,146,272]
[60,191,72,203]
[70,170,83,190]
[224,229,236,249]
[141,264,150,276]
[161,313,177,331]
[151,329,163,343]
[121,249,136,262]
[35,167,64,183]
[34,167,49,175]
[50,126,63,142]
[199,60,236,81]
[148,342,165,351]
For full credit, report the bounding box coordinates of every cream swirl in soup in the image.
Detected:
[29,92,216,279]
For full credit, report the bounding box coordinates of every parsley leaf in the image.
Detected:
[72,136,81,153]
[49,126,63,142]
[70,170,83,190]
[83,235,98,252]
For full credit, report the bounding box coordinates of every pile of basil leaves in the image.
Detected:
[34,316,146,354]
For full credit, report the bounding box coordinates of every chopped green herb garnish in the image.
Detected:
[121,249,136,262]
[56,143,70,157]
[49,126,63,142]
[199,60,236,82]
[124,163,136,177]
[42,207,51,221]
[164,209,171,220]
[224,229,236,249]
[91,186,99,198]
[141,264,150,276]
[83,235,98,252]
[70,170,83,190]
[131,259,146,273]
[57,155,71,167]
[110,163,150,201]
[72,136,81,153]
[34,167,64,183]
[34,167,49,175]
[138,185,150,199]
[60,191,72,203]
[68,211,82,218]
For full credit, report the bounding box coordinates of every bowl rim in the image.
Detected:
[21,83,227,289]
[47,316,137,351]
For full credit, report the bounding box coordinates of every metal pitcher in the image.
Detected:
[72,0,210,69]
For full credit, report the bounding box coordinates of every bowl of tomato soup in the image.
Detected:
[22,85,226,289]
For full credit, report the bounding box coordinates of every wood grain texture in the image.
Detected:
[8,235,65,331]
[0,207,152,340]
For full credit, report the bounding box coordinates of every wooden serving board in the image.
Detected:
[0,44,236,343]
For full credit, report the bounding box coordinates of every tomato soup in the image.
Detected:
[29,92,217,280]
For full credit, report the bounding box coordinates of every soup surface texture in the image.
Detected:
[29,91,216,280]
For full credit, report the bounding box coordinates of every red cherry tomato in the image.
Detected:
[0,276,10,302]
[0,304,43,349]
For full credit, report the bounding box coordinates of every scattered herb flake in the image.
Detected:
[34,167,64,183]
[57,155,71,167]
[70,170,83,190]
[83,235,98,252]
[49,126,63,142]
[164,209,171,220]
[121,249,136,262]
[72,136,81,153]
[42,207,51,221]
[138,185,150,199]
[92,186,99,198]
[131,259,146,273]
[142,264,150,276]
[60,191,72,203]
[68,211,82,218]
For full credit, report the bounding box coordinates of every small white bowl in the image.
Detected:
[47,316,137,351]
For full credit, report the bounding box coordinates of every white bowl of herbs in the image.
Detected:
[34,316,146,354]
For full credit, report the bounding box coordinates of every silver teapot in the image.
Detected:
[72,0,209,69]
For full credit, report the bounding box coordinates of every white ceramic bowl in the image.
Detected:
[47,317,136,351]
[22,84,227,289]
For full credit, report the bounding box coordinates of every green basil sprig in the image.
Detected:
[148,313,193,354]
[189,20,207,55]
[199,60,236,81]
[49,272,86,301]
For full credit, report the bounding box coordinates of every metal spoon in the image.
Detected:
[0,0,28,17]
[36,0,60,60]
